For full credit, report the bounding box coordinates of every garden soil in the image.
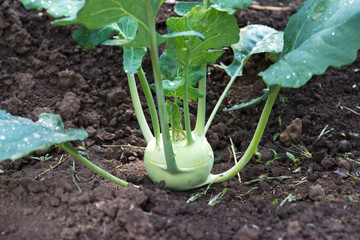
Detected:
[1,0,360,239]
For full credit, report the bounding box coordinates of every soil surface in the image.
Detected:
[1,0,360,239]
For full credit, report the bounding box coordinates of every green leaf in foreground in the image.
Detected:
[19,0,84,18]
[0,110,88,162]
[221,24,284,78]
[260,0,360,88]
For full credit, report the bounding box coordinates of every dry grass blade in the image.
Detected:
[249,5,292,11]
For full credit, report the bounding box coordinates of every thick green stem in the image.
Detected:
[137,69,161,144]
[183,62,194,145]
[194,64,207,137]
[57,142,128,187]
[199,86,281,186]
[127,74,153,143]
[205,72,238,134]
[146,1,179,173]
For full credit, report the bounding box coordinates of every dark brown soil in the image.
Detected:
[1,0,360,239]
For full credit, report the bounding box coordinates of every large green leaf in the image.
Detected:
[0,111,87,162]
[54,0,165,48]
[260,0,360,88]
[166,6,239,66]
[19,0,84,18]
[222,24,283,78]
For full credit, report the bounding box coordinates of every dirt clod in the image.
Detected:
[237,225,259,240]
[279,118,302,147]
[309,184,325,201]
[337,159,352,172]
[338,140,351,152]
[321,157,336,169]
[58,92,81,120]
[287,220,301,237]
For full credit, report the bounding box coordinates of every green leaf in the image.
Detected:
[54,0,165,48]
[163,78,185,94]
[73,16,138,50]
[222,24,284,78]
[211,0,255,8]
[210,0,255,14]
[0,111,88,162]
[174,2,202,16]
[166,6,239,66]
[156,52,205,99]
[160,52,178,80]
[260,0,360,88]
[73,23,121,50]
[19,0,84,18]
[123,47,147,76]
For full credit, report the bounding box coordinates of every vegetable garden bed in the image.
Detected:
[1,0,360,239]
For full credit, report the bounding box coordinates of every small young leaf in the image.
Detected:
[160,52,178,80]
[19,0,84,18]
[0,111,88,162]
[174,2,202,16]
[210,0,255,14]
[260,0,360,88]
[211,0,255,9]
[123,47,147,75]
[73,16,138,50]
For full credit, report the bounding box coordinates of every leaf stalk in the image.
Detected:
[146,0,179,173]
[57,142,128,187]
[199,86,281,185]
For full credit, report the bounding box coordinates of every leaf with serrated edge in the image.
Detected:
[260,0,360,88]
[0,111,87,162]
[221,24,283,78]
[166,6,239,66]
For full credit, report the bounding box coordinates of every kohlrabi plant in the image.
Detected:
[1,0,360,190]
